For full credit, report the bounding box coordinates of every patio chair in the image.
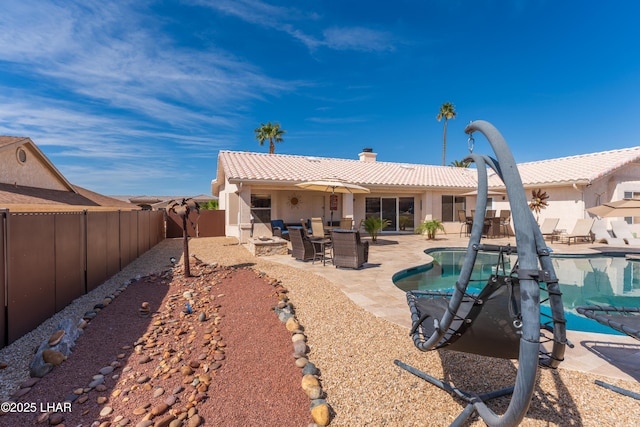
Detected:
[288,227,314,261]
[299,218,313,236]
[499,209,512,237]
[339,217,354,230]
[563,218,595,245]
[331,229,369,269]
[539,218,560,240]
[457,209,472,237]
[610,220,640,245]
[394,120,567,427]
[270,219,289,240]
[591,219,625,245]
[310,217,329,238]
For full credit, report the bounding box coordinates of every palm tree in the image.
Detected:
[254,122,286,154]
[450,159,470,168]
[167,198,199,277]
[436,102,457,166]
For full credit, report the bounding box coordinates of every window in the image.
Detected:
[250,194,271,224]
[624,192,640,224]
[441,195,465,222]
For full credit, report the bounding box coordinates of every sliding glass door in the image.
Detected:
[365,197,414,232]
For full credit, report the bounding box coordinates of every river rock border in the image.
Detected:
[6,267,333,426]
[267,274,333,427]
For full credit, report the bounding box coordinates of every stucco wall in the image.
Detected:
[0,144,68,191]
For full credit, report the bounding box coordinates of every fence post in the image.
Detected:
[1,209,8,348]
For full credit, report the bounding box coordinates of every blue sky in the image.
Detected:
[1,1,639,196]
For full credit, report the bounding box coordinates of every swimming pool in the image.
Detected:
[392,248,640,335]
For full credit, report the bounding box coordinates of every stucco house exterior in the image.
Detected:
[211,146,640,243]
[0,136,137,211]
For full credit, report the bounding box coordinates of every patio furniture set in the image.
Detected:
[271,217,369,269]
[458,209,512,238]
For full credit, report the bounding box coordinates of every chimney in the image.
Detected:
[359,147,377,162]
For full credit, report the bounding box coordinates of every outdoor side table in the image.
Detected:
[311,238,333,266]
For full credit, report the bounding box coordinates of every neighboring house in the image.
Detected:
[112,194,218,210]
[211,147,640,242]
[0,136,138,211]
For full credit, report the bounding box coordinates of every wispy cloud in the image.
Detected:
[306,116,370,124]
[322,27,395,52]
[193,0,395,53]
[0,0,305,193]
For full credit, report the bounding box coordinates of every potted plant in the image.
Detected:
[363,216,390,242]
[416,219,446,240]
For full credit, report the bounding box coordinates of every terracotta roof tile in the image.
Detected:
[219,151,479,189]
[219,146,640,190]
[512,146,640,186]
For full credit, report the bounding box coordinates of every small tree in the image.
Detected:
[416,219,446,240]
[199,200,218,210]
[167,198,200,277]
[363,216,390,242]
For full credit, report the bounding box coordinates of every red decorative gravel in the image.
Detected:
[0,264,311,426]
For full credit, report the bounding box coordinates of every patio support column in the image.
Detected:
[342,193,354,222]
[237,185,252,243]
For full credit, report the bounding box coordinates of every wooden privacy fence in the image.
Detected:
[0,209,165,349]
[166,209,225,238]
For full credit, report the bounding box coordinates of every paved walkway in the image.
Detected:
[265,232,640,383]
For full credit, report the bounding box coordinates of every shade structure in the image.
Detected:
[295,178,370,225]
[587,199,640,218]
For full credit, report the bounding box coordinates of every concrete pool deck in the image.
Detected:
[266,232,640,383]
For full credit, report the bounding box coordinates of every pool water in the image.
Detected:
[393,248,640,335]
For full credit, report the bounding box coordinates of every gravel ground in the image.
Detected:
[2,236,640,426]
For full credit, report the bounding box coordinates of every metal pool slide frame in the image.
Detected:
[394,120,568,427]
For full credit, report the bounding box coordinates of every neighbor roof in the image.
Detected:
[512,146,640,187]
[213,146,640,193]
[0,136,76,192]
[0,183,139,211]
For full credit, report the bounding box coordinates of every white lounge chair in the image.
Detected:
[563,218,595,245]
[611,220,640,245]
[591,219,626,245]
[539,218,559,240]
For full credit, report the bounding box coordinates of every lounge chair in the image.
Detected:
[577,305,640,340]
[563,218,595,245]
[591,219,625,245]
[270,219,289,240]
[288,227,314,261]
[576,304,640,400]
[331,229,369,269]
[394,120,567,427]
[610,220,640,245]
[539,218,559,240]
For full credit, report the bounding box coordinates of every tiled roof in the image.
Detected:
[217,147,640,190]
[510,146,640,186]
[0,183,139,210]
[218,151,479,189]
[0,136,28,148]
